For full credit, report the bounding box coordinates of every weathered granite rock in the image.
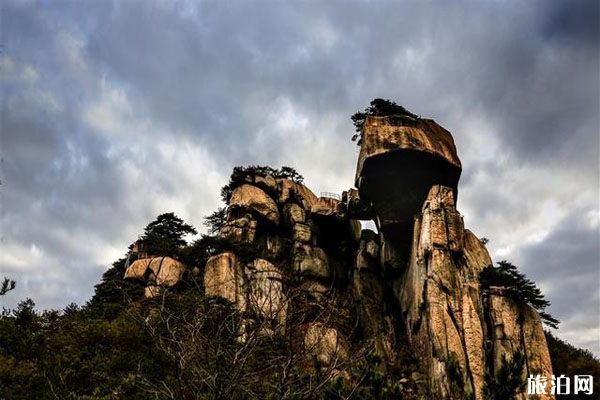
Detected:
[293,243,330,279]
[394,185,554,399]
[154,108,554,398]
[124,258,152,281]
[344,188,376,220]
[356,115,461,185]
[352,269,393,359]
[292,223,312,243]
[397,186,489,400]
[299,281,330,302]
[283,203,306,226]
[125,256,186,288]
[356,237,380,270]
[121,105,555,400]
[355,115,462,236]
[144,285,162,298]
[229,184,280,225]
[311,196,345,218]
[265,233,286,258]
[153,257,187,287]
[204,252,245,309]
[347,219,362,244]
[254,174,278,194]
[304,322,348,365]
[278,178,318,210]
[487,287,554,400]
[247,259,286,325]
[220,215,257,242]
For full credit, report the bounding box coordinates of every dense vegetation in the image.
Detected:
[546,330,600,399]
[0,212,409,399]
[2,207,597,398]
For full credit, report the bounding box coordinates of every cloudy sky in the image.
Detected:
[1,1,598,354]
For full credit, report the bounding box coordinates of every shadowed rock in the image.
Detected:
[355,115,462,230]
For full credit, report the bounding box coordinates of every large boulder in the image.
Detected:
[355,115,462,237]
[152,257,187,287]
[204,252,246,309]
[304,322,348,365]
[124,258,152,281]
[292,244,330,279]
[283,203,306,226]
[355,115,461,186]
[254,174,278,194]
[292,223,312,243]
[311,196,345,219]
[247,259,286,325]
[277,178,318,210]
[124,256,186,287]
[229,184,280,225]
[220,215,257,243]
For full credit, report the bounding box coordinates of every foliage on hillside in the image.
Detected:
[545,330,600,399]
[1,211,596,399]
[0,298,169,399]
[0,212,413,399]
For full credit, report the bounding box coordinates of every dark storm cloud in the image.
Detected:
[1,0,597,353]
[518,211,600,353]
[521,213,599,281]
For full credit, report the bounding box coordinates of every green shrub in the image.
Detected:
[480,261,559,329]
[350,98,418,145]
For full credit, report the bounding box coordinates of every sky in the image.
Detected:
[1,0,598,355]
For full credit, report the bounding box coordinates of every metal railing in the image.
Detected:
[320,192,341,200]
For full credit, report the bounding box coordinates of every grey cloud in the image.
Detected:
[1,0,597,355]
[511,210,599,353]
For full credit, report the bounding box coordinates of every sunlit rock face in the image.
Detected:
[123,107,555,399]
[124,256,187,297]
[355,115,462,263]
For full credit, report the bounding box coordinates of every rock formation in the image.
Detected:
[124,256,186,297]
[352,115,553,399]
[123,111,554,399]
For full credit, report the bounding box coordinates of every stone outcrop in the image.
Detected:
[198,170,362,353]
[229,184,280,225]
[204,252,245,308]
[220,214,257,242]
[354,115,554,399]
[123,106,555,399]
[304,322,348,365]
[355,115,462,241]
[397,186,488,399]
[247,259,286,325]
[487,287,554,400]
[124,256,186,297]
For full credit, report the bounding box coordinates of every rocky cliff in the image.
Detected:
[124,113,553,399]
